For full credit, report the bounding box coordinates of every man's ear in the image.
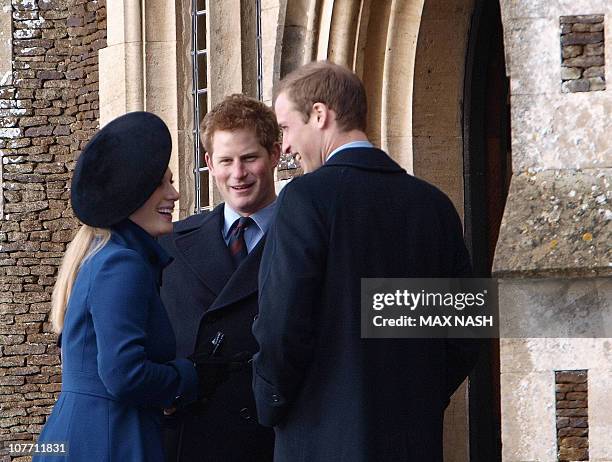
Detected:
[312,102,330,129]
[270,142,281,168]
[204,152,215,175]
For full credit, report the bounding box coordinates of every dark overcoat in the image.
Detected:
[253,147,483,462]
[34,219,198,462]
[160,205,274,462]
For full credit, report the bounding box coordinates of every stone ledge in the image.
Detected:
[493,168,611,278]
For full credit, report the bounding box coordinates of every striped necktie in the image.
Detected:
[227,216,254,267]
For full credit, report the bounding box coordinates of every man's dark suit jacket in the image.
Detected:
[160,204,274,462]
[253,147,482,462]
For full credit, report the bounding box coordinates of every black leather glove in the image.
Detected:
[189,351,252,400]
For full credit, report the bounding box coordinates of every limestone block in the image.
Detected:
[174,0,194,134]
[589,363,612,460]
[413,11,471,137]
[584,43,604,56]
[384,135,414,175]
[261,5,281,103]
[510,93,612,170]
[207,0,243,104]
[493,170,612,276]
[176,129,195,219]
[499,278,612,338]
[106,0,142,47]
[412,134,463,214]
[500,338,546,374]
[561,78,590,92]
[381,1,421,147]
[500,371,557,461]
[261,0,280,10]
[560,14,605,24]
[563,55,605,67]
[144,41,178,127]
[144,0,176,43]
[562,45,583,58]
[502,0,610,19]
[560,66,581,80]
[420,0,472,20]
[583,66,605,77]
[588,76,606,91]
[98,42,144,126]
[505,18,560,95]
[561,32,604,46]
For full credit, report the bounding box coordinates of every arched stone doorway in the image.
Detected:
[413,0,508,459]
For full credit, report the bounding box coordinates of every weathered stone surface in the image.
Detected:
[561,32,603,46]
[558,447,589,461]
[562,55,605,68]
[588,77,605,91]
[581,66,603,78]
[583,43,604,56]
[557,371,588,384]
[557,400,587,409]
[558,427,588,437]
[566,392,587,401]
[560,15,604,24]
[557,408,589,417]
[569,417,588,428]
[557,417,571,428]
[561,79,589,93]
[495,167,611,271]
[560,67,581,80]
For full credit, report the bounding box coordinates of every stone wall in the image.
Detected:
[556,370,589,461]
[0,0,105,458]
[560,14,605,93]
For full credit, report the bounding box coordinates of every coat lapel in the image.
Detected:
[207,235,266,313]
[173,205,235,295]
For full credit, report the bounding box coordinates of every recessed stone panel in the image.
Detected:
[556,370,589,461]
[560,14,605,92]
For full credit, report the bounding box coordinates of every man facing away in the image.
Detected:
[252,61,483,461]
[161,94,277,461]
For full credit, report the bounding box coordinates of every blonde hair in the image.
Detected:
[50,225,111,333]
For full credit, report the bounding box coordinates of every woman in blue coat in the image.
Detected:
[34,112,199,461]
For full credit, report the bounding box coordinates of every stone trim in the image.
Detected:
[492,169,611,278]
[560,15,605,93]
[556,370,589,461]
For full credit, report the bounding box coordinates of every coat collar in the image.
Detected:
[172,203,267,312]
[172,204,235,295]
[323,147,405,173]
[206,235,265,314]
[111,219,172,285]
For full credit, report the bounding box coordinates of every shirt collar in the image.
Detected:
[223,200,277,239]
[326,140,373,162]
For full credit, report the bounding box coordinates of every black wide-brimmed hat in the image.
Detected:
[71,111,172,228]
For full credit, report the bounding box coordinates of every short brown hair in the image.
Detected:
[201,94,279,155]
[275,61,367,132]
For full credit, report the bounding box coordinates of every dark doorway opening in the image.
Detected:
[463,0,511,460]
